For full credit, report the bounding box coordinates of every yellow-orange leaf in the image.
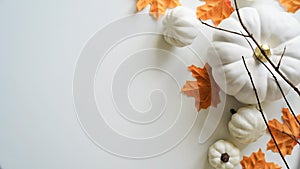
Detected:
[181,64,220,112]
[279,0,300,13]
[136,0,181,19]
[137,0,151,11]
[267,108,300,156]
[197,0,234,26]
[240,149,281,169]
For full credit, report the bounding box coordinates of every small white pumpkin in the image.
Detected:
[207,7,300,104]
[208,140,241,169]
[228,106,267,144]
[162,6,199,47]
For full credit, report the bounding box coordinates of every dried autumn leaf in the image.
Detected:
[137,0,151,11]
[267,108,300,156]
[240,149,281,169]
[279,0,300,13]
[136,0,181,19]
[181,64,220,112]
[196,0,234,26]
[182,81,202,110]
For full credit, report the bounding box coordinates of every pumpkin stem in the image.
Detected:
[254,44,271,62]
[220,153,230,163]
[230,109,237,114]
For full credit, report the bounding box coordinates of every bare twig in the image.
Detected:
[242,33,255,52]
[242,56,290,169]
[258,61,300,126]
[276,46,286,70]
[198,19,249,37]
[282,131,300,145]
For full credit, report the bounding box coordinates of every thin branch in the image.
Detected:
[276,46,286,70]
[282,131,300,145]
[243,36,300,126]
[233,0,300,96]
[242,33,255,52]
[198,19,249,37]
[242,56,290,169]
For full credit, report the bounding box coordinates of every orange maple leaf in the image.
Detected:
[279,0,300,13]
[197,0,234,26]
[136,0,181,19]
[181,64,220,112]
[240,149,281,169]
[267,108,300,156]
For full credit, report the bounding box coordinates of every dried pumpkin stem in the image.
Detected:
[242,56,290,169]
[230,108,237,114]
[220,153,230,163]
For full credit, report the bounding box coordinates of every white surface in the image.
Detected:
[0,1,300,169]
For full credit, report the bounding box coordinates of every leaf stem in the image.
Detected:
[282,131,300,145]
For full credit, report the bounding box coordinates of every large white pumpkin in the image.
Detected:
[207,7,300,104]
[235,0,281,8]
[235,0,256,7]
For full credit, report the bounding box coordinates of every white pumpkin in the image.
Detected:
[228,106,267,144]
[207,7,300,104]
[236,0,285,13]
[162,6,199,47]
[208,140,241,169]
[235,0,256,7]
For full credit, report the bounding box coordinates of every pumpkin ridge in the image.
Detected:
[211,42,252,64]
[244,109,260,126]
[171,15,197,26]
[230,7,261,40]
[272,36,300,50]
[174,27,197,39]
[233,113,254,130]
[162,6,199,47]
[222,62,249,95]
[229,123,250,137]
[221,58,244,67]
[215,142,226,153]
[278,60,300,83]
[265,72,284,101]
[272,37,300,65]
[235,83,262,104]
[279,54,300,64]
[213,32,250,48]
